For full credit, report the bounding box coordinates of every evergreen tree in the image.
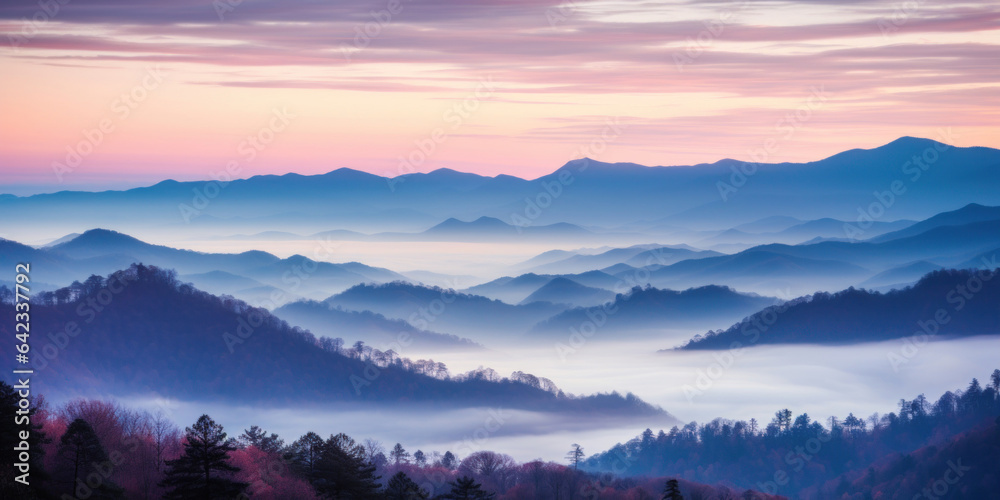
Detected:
[238,425,284,453]
[159,414,247,500]
[384,471,429,499]
[312,432,381,499]
[391,442,410,465]
[566,443,585,469]
[286,431,325,480]
[662,478,683,500]
[56,418,124,499]
[413,449,427,467]
[441,451,458,470]
[0,381,50,500]
[442,476,495,499]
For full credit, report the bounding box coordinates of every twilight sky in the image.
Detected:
[1,0,998,194]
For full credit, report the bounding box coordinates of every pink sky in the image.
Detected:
[0,0,998,193]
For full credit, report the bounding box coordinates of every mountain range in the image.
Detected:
[4,137,999,241]
[0,264,670,420]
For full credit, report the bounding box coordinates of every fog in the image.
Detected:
[176,238,594,283]
[20,229,999,465]
[118,336,996,464]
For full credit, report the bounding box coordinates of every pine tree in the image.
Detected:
[442,476,495,499]
[391,442,411,465]
[384,471,429,499]
[56,418,124,499]
[413,449,427,467]
[662,478,683,500]
[239,425,284,453]
[286,431,325,480]
[159,414,247,500]
[312,432,381,499]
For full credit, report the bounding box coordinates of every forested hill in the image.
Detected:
[586,372,1000,498]
[0,264,667,418]
[677,268,1000,350]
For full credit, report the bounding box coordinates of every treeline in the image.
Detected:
[585,370,1000,498]
[0,385,779,500]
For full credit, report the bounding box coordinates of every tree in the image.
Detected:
[286,431,325,480]
[566,443,585,469]
[362,438,385,465]
[239,425,284,453]
[441,451,458,470]
[391,442,411,465]
[151,411,181,473]
[56,418,124,499]
[442,476,495,499]
[312,433,381,499]
[159,414,247,500]
[458,451,516,493]
[413,449,427,467]
[385,471,429,499]
[773,409,793,433]
[662,478,683,500]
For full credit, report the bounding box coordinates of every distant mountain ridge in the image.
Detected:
[4,137,999,238]
[0,228,410,302]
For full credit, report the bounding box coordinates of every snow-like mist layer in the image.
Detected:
[117,337,997,463]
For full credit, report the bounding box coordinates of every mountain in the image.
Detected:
[17,229,410,300]
[519,277,616,307]
[869,202,1000,243]
[0,264,669,419]
[531,285,777,337]
[324,282,569,343]
[958,247,1000,270]
[773,217,914,241]
[179,270,302,307]
[0,237,81,285]
[40,232,82,247]
[273,300,482,351]
[678,268,1000,350]
[697,218,914,248]
[858,260,943,289]
[732,215,803,233]
[635,249,871,296]
[525,244,722,275]
[419,216,592,240]
[586,371,1000,499]
[465,270,622,304]
[47,228,281,275]
[753,219,1000,271]
[464,273,554,304]
[802,418,1000,500]
[4,138,998,238]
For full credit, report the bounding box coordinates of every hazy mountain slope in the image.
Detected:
[529,244,722,275]
[869,203,1000,243]
[519,277,616,307]
[0,264,668,418]
[273,300,483,351]
[324,282,569,342]
[678,268,1000,349]
[637,249,870,296]
[532,285,777,337]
